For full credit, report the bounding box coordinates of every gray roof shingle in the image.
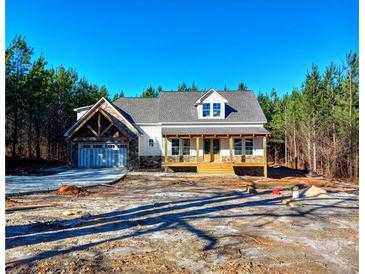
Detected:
[112,90,267,124]
[161,127,270,135]
[113,97,160,123]
[158,90,267,123]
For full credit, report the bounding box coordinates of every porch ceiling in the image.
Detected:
[161,127,270,137]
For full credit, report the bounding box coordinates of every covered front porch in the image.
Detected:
[162,130,268,176]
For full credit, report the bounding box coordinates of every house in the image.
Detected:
[64,89,270,176]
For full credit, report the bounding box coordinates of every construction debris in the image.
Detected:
[57,185,90,196]
[62,210,87,217]
[5,197,19,206]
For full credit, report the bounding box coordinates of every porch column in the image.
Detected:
[196,137,200,163]
[263,135,267,177]
[164,136,168,172]
[229,136,233,162]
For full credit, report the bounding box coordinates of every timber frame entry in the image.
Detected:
[162,134,268,177]
[64,98,139,168]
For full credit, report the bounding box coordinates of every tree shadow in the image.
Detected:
[6,190,357,267]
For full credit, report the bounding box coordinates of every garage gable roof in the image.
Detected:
[64,97,139,138]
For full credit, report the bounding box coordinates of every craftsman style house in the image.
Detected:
[64,89,270,176]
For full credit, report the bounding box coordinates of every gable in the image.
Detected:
[64,97,140,139]
[194,88,228,105]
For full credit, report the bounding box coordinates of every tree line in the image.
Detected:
[258,53,359,180]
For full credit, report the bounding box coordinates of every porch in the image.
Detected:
[162,133,268,176]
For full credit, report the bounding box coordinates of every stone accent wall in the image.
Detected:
[67,141,78,167]
[245,155,264,163]
[128,137,139,169]
[221,155,263,163]
[140,156,162,169]
[165,156,197,163]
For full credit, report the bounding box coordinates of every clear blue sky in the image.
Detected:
[6,0,358,97]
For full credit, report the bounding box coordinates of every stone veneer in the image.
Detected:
[221,155,264,163]
[140,156,162,169]
[165,156,197,163]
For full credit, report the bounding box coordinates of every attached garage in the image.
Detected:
[65,98,140,169]
[78,143,127,168]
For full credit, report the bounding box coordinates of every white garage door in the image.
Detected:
[78,143,127,168]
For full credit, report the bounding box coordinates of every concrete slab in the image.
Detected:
[5,168,128,195]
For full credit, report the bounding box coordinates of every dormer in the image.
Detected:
[195,89,228,119]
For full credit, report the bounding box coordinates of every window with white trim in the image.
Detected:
[234,139,242,155]
[245,138,253,155]
[182,139,190,156]
[202,103,210,117]
[149,139,154,147]
[213,103,221,117]
[171,139,180,156]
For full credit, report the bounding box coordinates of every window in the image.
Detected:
[149,139,154,147]
[202,103,210,117]
[171,139,180,156]
[245,139,253,155]
[182,139,190,155]
[234,139,242,155]
[213,103,221,117]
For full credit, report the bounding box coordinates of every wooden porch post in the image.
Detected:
[196,137,200,163]
[229,136,233,162]
[263,135,267,177]
[164,136,168,172]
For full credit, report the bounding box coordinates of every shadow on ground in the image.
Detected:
[6,189,357,267]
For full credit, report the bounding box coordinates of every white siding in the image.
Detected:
[138,126,162,156]
[198,92,226,119]
[149,136,263,158]
[253,136,264,156]
[221,138,230,156]
[77,109,89,120]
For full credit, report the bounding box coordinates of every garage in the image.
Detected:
[78,143,127,168]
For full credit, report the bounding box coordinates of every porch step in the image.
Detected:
[197,163,234,174]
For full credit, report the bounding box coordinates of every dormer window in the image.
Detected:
[202,103,210,117]
[213,103,221,117]
[195,89,228,119]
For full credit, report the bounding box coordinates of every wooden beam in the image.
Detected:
[196,137,200,163]
[164,136,168,172]
[73,137,127,142]
[97,113,101,136]
[263,135,268,177]
[100,123,113,137]
[86,124,98,137]
[69,107,101,138]
[229,136,233,162]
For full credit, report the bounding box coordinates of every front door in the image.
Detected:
[203,139,211,161]
[213,139,220,161]
[203,139,220,162]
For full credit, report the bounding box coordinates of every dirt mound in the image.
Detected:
[5,197,19,206]
[57,185,90,196]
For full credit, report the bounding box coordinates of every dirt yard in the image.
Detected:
[5,173,358,274]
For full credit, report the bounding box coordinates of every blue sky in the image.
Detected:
[6,0,358,97]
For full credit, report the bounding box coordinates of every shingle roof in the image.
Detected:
[158,90,267,123]
[113,97,160,123]
[161,127,270,136]
[112,90,267,124]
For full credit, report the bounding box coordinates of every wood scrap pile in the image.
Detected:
[57,185,91,196]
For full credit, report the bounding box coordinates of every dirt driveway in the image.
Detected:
[5,173,358,273]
